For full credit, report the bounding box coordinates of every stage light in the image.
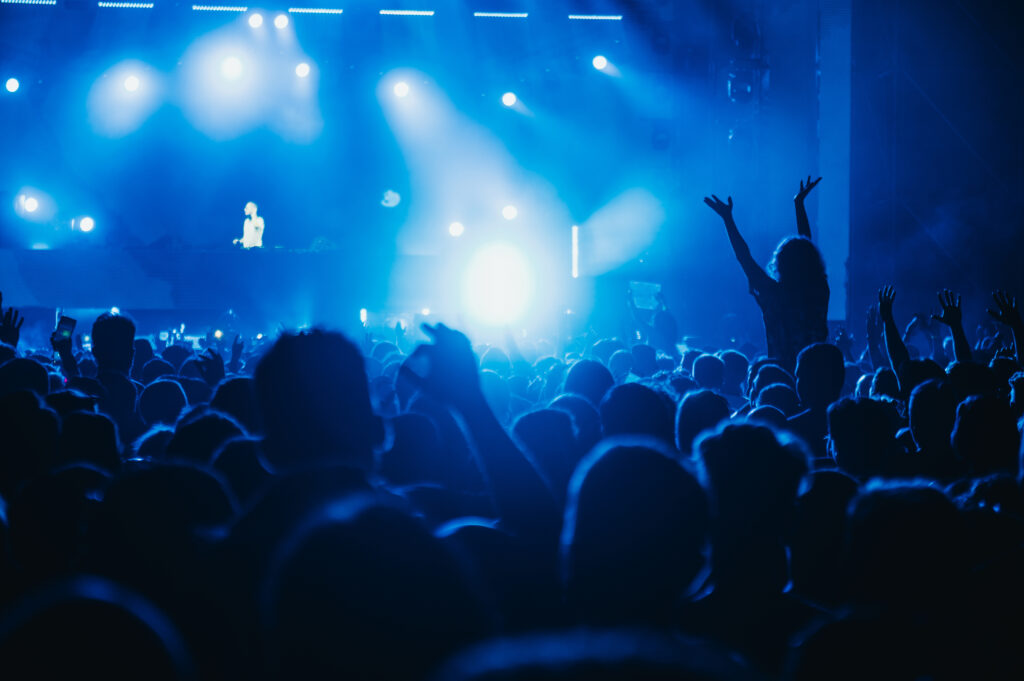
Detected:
[214,329,224,339]
[248,12,262,27]
[256,332,263,339]
[359,308,368,324]
[123,75,140,92]
[80,216,96,232]
[463,243,534,326]
[221,56,243,80]
[274,13,288,28]
[24,196,38,213]
[592,55,608,70]
[501,91,517,107]
[295,62,310,78]
[421,307,430,316]
[448,221,465,237]
[110,307,120,315]
[381,190,401,207]
[502,205,517,220]
[393,81,409,97]
[5,78,18,93]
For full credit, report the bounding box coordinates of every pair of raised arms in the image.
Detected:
[703,176,822,240]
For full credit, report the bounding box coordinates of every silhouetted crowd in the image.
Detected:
[0,181,1022,680]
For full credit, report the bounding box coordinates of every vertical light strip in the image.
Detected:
[571,225,579,278]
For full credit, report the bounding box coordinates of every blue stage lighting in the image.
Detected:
[248,12,262,27]
[274,13,288,28]
[5,78,18,93]
[110,307,120,315]
[295,62,310,78]
[448,221,465,237]
[592,55,608,70]
[80,216,96,232]
[463,243,534,326]
[221,56,243,80]
[502,205,518,220]
[393,81,410,97]
[23,196,38,213]
[123,75,140,92]
[502,91,517,107]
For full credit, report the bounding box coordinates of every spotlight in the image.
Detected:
[592,55,608,70]
[393,81,409,97]
[80,216,95,232]
[502,205,518,220]
[421,307,430,316]
[448,221,465,237]
[23,196,38,213]
[214,329,224,339]
[110,307,120,315]
[123,75,140,92]
[501,91,517,107]
[256,332,264,340]
[248,12,262,27]
[5,78,18,93]
[274,13,288,28]
[221,56,243,80]
[359,308,368,324]
[295,62,310,78]
[463,243,534,325]
[380,190,401,208]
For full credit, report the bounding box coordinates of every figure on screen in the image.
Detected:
[234,201,264,249]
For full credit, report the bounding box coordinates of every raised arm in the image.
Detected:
[988,291,1023,367]
[794,176,822,240]
[865,304,886,369]
[878,286,911,381]
[931,289,972,363]
[703,194,774,294]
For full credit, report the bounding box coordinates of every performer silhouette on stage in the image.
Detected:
[234,201,265,249]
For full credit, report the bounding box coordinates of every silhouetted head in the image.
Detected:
[908,379,957,455]
[0,577,194,680]
[675,389,731,454]
[870,367,899,399]
[756,382,800,416]
[131,338,155,379]
[141,359,176,385]
[952,395,1020,477]
[630,344,659,378]
[746,405,788,428]
[751,363,794,399]
[212,436,272,506]
[210,376,260,434]
[0,357,49,398]
[600,383,676,447]
[165,410,245,465]
[827,398,902,479]
[795,343,846,410]
[768,236,826,291]
[608,349,632,383]
[262,497,490,679]
[138,380,187,427]
[255,329,383,472]
[549,393,603,456]
[57,411,121,472]
[91,312,136,374]
[692,353,725,392]
[719,350,749,396]
[512,408,579,502]
[563,359,614,407]
[562,438,708,626]
[0,391,59,498]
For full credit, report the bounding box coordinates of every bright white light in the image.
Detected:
[501,92,517,107]
[5,78,18,93]
[463,243,534,326]
[592,55,608,70]
[24,196,38,213]
[379,9,434,16]
[110,307,120,315]
[420,307,430,316]
[214,329,224,339]
[274,13,288,28]
[123,75,140,92]
[295,62,310,78]
[256,332,263,339]
[359,308,368,324]
[381,190,401,207]
[448,221,465,237]
[248,11,262,26]
[502,205,518,220]
[393,81,409,97]
[80,216,96,232]
[221,56,243,80]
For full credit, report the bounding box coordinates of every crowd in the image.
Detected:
[0,179,1022,680]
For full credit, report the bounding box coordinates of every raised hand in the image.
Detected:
[0,292,25,348]
[197,348,226,387]
[988,291,1022,329]
[795,175,822,203]
[931,289,962,328]
[227,334,244,373]
[405,323,482,412]
[878,286,896,323]
[703,194,734,221]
